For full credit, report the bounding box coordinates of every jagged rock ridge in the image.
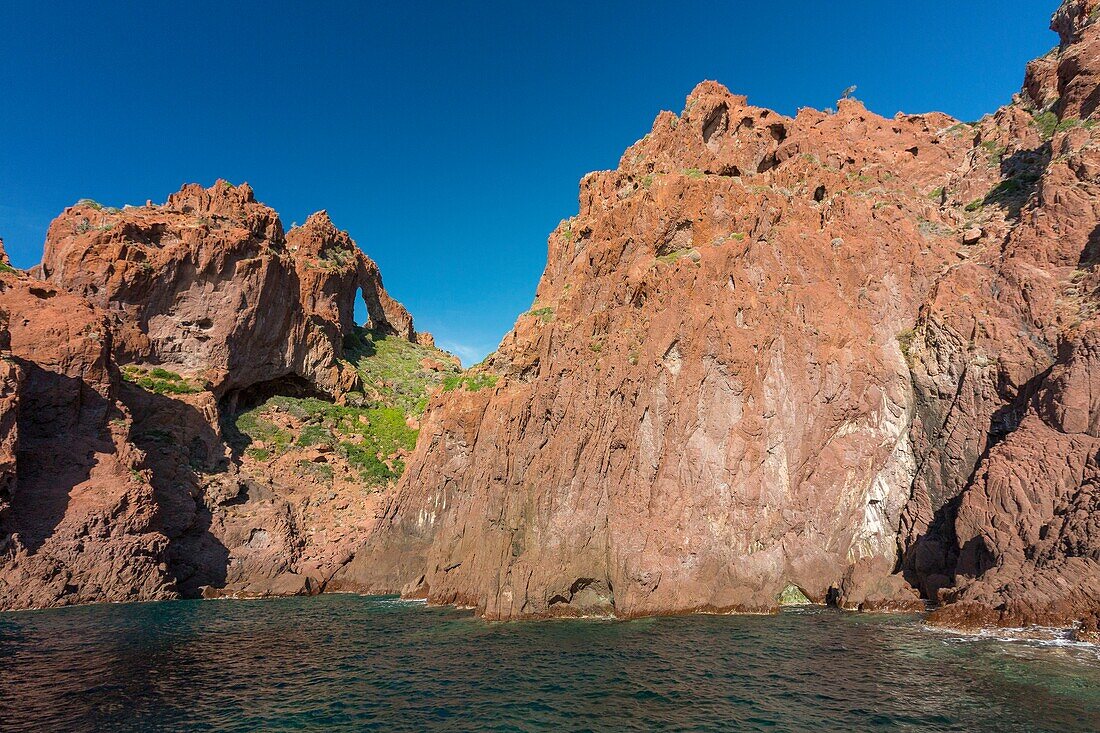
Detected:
[334,0,1100,630]
[0,2,1097,631]
[0,184,458,609]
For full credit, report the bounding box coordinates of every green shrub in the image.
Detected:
[528,306,554,322]
[339,441,396,482]
[297,459,334,482]
[442,372,499,392]
[246,447,271,461]
[681,168,705,180]
[121,365,201,394]
[1033,111,1058,140]
[297,424,333,447]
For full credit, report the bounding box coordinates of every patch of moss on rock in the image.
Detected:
[777,583,812,606]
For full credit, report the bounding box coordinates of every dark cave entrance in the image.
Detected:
[223,372,327,413]
[219,372,331,456]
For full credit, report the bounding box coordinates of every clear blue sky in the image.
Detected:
[0,1,1060,364]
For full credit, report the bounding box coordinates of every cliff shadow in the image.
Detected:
[982,143,1051,221]
[1076,222,1100,268]
[901,366,1051,599]
[6,360,112,553]
[120,383,230,596]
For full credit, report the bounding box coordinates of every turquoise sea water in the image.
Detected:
[1,594,1098,732]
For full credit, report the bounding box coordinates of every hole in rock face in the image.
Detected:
[906,146,919,157]
[777,583,812,606]
[768,123,788,143]
[219,373,331,457]
[28,286,56,299]
[353,286,369,330]
[222,373,327,415]
[547,578,614,611]
[813,185,827,202]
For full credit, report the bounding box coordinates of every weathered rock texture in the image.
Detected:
[3,3,1099,628]
[0,184,445,610]
[40,182,413,397]
[335,1,1100,627]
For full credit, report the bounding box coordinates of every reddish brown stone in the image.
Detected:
[335,1,1100,628]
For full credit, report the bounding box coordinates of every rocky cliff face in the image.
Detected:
[0,185,455,610]
[40,182,414,397]
[335,1,1100,628]
[2,3,1097,629]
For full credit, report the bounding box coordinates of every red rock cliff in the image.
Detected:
[335,1,1100,627]
[40,181,414,397]
[0,185,438,610]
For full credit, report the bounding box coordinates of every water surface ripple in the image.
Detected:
[1,595,1098,732]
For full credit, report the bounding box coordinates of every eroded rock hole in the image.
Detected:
[547,577,614,613]
[220,373,330,455]
[225,373,326,414]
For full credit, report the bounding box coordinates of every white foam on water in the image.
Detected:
[922,623,1100,661]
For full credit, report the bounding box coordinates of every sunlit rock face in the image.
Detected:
[0,184,448,610]
[40,181,414,397]
[337,1,1100,628]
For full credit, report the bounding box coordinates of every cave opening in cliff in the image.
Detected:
[219,373,331,455]
[224,373,328,414]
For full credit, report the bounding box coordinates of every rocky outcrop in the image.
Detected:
[0,268,177,608]
[40,182,413,397]
[901,0,1100,628]
[0,185,442,610]
[2,3,1098,628]
[336,1,1100,626]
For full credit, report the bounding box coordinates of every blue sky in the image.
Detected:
[1,1,1059,364]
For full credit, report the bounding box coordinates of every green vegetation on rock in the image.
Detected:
[1033,111,1059,140]
[657,248,701,265]
[234,395,418,485]
[442,372,499,393]
[1032,111,1094,141]
[528,306,554,322]
[343,327,462,416]
[777,583,812,606]
[121,366,201,394]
